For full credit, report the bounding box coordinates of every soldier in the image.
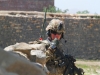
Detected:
[44,19,68,75]
[45,19,66,63]
[45,19,65,51]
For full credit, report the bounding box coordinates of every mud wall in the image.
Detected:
[0,16,100,60]
[0,0,54,11]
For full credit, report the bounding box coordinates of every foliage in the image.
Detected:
[94,13,100,18]
[76,10,89,14]
[43,5,69,13]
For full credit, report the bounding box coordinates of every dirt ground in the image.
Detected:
[75,60,100,75]
[75,60,100,66]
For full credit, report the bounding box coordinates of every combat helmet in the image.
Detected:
[46,19,65,40]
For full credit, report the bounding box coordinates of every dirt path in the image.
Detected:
[75,60,100,66]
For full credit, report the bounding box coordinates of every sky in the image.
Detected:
[55,0,100,14]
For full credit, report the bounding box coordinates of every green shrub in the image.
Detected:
[43,5,68,13]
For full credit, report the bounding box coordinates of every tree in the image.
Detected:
[43,5,69,13]
[76,10,89,14]
[76,11,82,14]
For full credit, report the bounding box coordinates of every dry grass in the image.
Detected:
[75,59,100,75]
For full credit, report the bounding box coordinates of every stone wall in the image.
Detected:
[0,0,54,11]
[0,16,100,60]
[64,19,100,59]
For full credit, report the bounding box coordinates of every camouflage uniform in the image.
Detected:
[44,19,65,75]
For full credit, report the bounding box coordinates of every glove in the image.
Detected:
[50,38,59,49]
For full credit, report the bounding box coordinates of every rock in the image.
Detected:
[0,67,18,75]
[0,47,46,75]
